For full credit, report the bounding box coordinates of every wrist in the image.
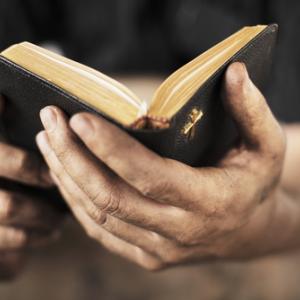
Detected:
[224,187,300,259]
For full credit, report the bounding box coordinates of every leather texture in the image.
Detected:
[131,24,278,166]
[0,24,278,168]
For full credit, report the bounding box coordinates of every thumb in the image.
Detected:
[223,62,283,153]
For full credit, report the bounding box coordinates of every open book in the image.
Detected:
[0,24,278,166]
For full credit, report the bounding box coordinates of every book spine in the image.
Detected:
[130,115,170,130]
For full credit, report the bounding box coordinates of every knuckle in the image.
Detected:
[138,177,170,199]
[95,187,121,216]
[86,204,106,225]
[149,231,162,244]
[56,147,71,162]
[137,180,155,198]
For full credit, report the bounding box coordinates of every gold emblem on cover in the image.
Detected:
[182,108,203,139]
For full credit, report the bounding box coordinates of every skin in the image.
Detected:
[36,62,300,270]
[0,96,64,279]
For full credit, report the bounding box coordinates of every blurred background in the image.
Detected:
[2,219,300,300]
[1,0,300,299]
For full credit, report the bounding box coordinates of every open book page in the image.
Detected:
[149,25,266,118]
[1,43,146,126]
[0,25,266,127]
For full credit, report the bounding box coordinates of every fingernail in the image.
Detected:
[226,62,251,91]
[40,106,57,131]
[70,114,94,137]
[239,62,247,70]
[36,131,50,154]
[240,63,250,82]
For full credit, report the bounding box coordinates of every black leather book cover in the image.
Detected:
[0,24,278,167]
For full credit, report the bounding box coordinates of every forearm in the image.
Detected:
[231,124,300,258]
[237,189,300,258]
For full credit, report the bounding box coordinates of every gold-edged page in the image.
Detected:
[149,25,267,118]
[1,42,146,126]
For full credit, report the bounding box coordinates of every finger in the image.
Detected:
[224,62,284,153]
[60,181,204,267]
[70,106,194,206]
[101,214,182,261]
[0,142,53,187]
[100,214,208,265]
[0,190,64,229]
[78,209,163,270]
[69,110,209,208]
[0,226,60,250]
[59,183,163,270]
[37,130,187,240]
[55,172,175,259]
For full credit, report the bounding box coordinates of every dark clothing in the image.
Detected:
[0,0,299,121]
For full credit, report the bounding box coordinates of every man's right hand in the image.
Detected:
[0,96,64,280]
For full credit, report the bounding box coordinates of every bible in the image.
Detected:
[0,24,278,166]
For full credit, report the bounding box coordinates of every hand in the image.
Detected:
[36,63,286,270]
[0,96,64,280]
